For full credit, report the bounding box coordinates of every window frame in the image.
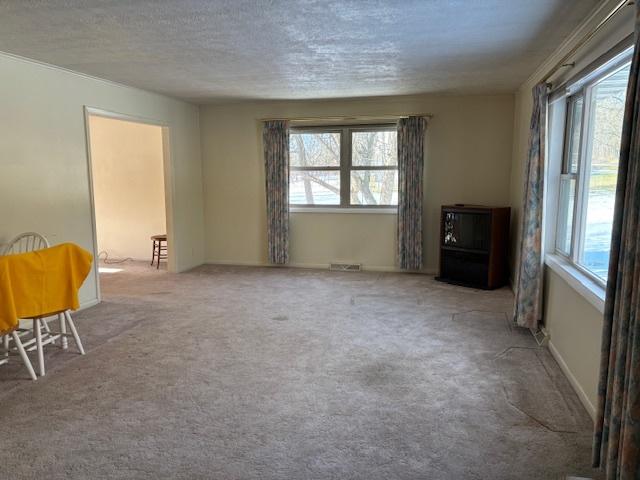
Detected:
[555,93,583,258]
[554,53,632,287]
[289,124,398,209]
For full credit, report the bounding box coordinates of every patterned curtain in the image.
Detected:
[513,83,548,330]
[397,116,428,270]
[263,120,289,265]
[593,6,640,477]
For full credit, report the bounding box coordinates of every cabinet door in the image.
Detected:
[441,250,489,288]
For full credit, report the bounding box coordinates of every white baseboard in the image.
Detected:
[548,339,596,421]
[204,259,436,275]
[79,298,100,311]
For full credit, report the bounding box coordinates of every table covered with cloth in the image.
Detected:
[0,243,93,335]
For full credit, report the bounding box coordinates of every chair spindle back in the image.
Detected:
[2,232,50,255]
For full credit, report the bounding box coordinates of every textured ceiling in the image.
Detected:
[0,0,600,103]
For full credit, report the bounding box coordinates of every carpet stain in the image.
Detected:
[359,362,401,387]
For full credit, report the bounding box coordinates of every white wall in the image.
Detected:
[0,53,205,307]
[200,94,515,272]
[89,115,166,261]
[508,0,634,418]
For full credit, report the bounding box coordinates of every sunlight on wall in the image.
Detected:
[89,115,166,261]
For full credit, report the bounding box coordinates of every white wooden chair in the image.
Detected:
[2,232,53,335]
[0,232,85,378]
[1,329,38,381]
[2,232,53,334]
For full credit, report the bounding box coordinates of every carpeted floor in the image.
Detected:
[0,262,600,479]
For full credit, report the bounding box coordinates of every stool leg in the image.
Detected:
[157,241,161,269]
[65,311,85,355]
[151,240,156,266]
[34,319,45,376]
[59,313,68,350]
[12,331,37,381]
[3,335,8,357]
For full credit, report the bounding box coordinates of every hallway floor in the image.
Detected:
[0,263,599,479]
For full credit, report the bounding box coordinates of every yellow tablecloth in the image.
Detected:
[0,243,93,335]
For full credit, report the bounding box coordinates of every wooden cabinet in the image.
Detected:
[436,205,510,290]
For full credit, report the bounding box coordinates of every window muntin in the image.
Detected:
[289,125,398,207]
[555,57,630,283]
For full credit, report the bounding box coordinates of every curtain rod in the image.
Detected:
[542,0,633,84]
[259,113,433,123]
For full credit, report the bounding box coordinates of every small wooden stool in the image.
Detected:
[150,234,167,269]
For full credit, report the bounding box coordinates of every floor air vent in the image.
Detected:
[329,263,362,272]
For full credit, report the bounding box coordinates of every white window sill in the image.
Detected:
[545,253,605,314]
[290,207,397,214]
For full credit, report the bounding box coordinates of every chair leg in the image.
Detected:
[42,317,52,335]
[3,335,8,358]
[11,332,37,381]
[45,316,56,345]
[59,313,68,350]
[151,240,156,266]
[33,319,45,376]
[41,316,55,345]
[64,311,85,355]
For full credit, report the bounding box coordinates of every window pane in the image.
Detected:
[566,96,583,174]
[350,170,398,205]
[290,132,340,167]
[579,63,630,280]
[290,170,340,205]
[555,176,576,255]
[352,131,397,166]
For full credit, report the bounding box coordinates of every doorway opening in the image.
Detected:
[85,109,173,300]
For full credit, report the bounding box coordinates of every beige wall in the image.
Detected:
[289,212,397,270]
[543,269,603,416]
[201,94,515,271]
[89,116,166,261]
[508,0,634,419]
[0,52,205,306]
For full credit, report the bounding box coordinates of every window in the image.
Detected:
[289,126,398,208]
[555,54,631,283]
[289,131,341,205]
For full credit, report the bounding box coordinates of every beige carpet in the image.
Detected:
[0,262,600,479]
